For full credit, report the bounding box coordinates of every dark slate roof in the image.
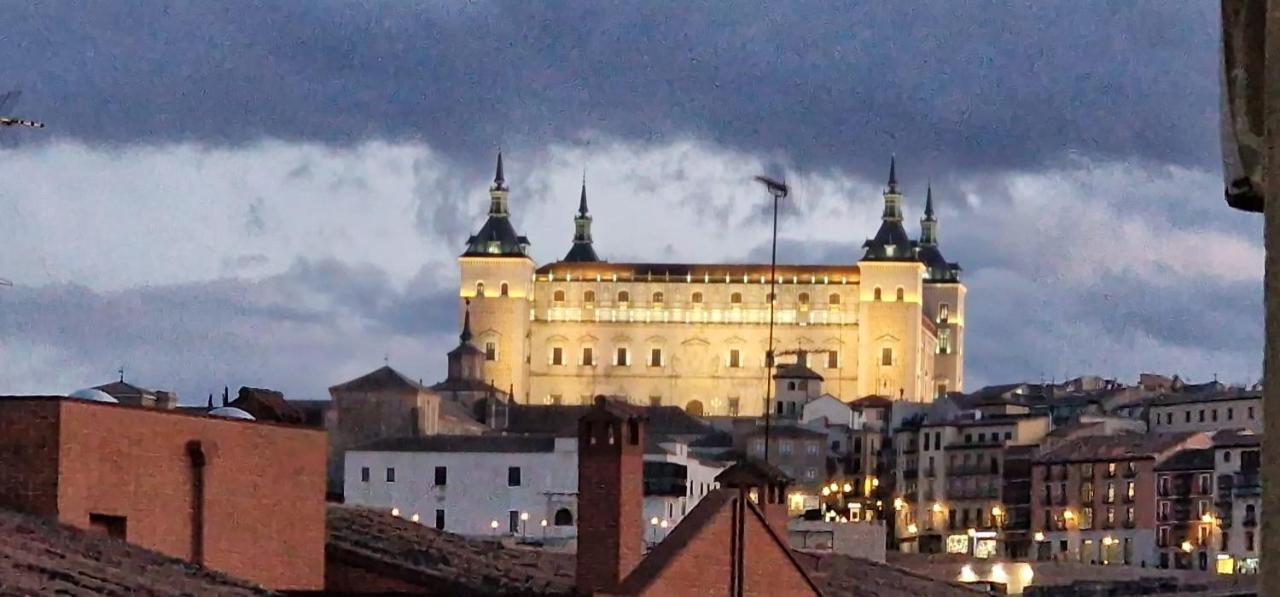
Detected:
[795,551,984,597]
[775,361,824,381]
[329,366,428,393]
[428,377,504,394]
[463,214,531,257]
[327,505,574,595]
[503,404,712,438]
[1150,389,1261,406]
[0,507,266,595]
[848,395,893,409]
[563,241,600,262]
[354,435,558,453]
[1155,448,1216,472]
[917,244,961,282]
[93,380,152,398]
[1035,432,1201,464]
[716,458,793,485]
[1213,429,1262,448]
[861,220,916,261]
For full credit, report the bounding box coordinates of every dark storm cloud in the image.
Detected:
[7,1,1219,179]
[0,258,458,401]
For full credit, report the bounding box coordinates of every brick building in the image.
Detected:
[0,396,327,590]
[1030,432,1210,568]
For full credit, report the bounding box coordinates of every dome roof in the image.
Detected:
[208,406,256,421]
[69,388,119,403]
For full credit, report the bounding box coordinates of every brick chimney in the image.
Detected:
[576,396,646,595]
[715,459,794,536]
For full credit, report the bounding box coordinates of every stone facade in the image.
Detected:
[458,155,966,416]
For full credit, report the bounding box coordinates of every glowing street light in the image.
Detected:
[410,513,420,523]
[907,523,919,534]
[1201,513,1216,524]
[490,520,500,534]
[1181,541,1194,553]
[931,502,944,514]
[893,497,905,511]
[842,482,854,493]
[991,506,1004,517]
[1033,531,1046,542]
[821,487,832,497]
[391,507,401,517]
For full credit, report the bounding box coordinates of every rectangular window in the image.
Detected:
[881,347,893,366]
[806,442,819,455]
[728,397,740,416]
[1212,409,1219,422]
[1228,407,1235,420]
[616,347,629,366]
[1083,463,1094,478]
[827,351,839,369]
[938,329,951,354]
[648,395,662,407]
[1126,481,1135,501]
[1249,406,1256,419]
[485,342,497,361]
[650,348,663,367]
[582,346,594,366]
[435,509,445,530]
[939,303,950,322]
[1199,409,1205,422]
[1185,411,1192,423]
[551,346,564,366]
[361,466,370,483]
[508,466,521,487]
[434,466,447,486]
[729,349,742,368]
[386,467,396,483]
[1081,506,1094,530]
[508,510,519,533]
[549,394,562,405]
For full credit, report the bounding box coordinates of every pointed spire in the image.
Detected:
[887,155,899,194]
[924,181,935,219]
[460,299,473,344]
[578,170,589,215]
[494,151,505,188]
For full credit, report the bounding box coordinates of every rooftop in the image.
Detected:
[329,365,429,394]
[534,261,861,281]
[354,435,560,453]
[503,403,711,438]
[0,507,266,595]
[327,505,573,595]
[1213,429,1263,448]
[1149,388,1261,407]
[1154,448,1216,472]
[1036,432,1202,464]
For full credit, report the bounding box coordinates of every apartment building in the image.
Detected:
[1146,389,1262,434]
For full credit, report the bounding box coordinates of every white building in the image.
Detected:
[344,434,726,543]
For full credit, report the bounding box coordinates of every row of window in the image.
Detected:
[1154,404,1257,426]
[914,429,1014,452]
[1043,461,1137,481]
[1042,506,1135,530]
[552,289,847,306]
[750,439,822,457]
[360,465,523,487]
[1040,480,1136,505]
[546,346,841,370]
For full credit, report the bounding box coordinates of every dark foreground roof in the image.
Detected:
[795,551,984,596]
[0,507,266,595]
[355,435,559,453]
[327,505,573,595]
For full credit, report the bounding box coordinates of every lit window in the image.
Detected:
[939,303,950,322]
[500,282,509,296]
[476,282,485,296]
[553,289,565,302]
[617,290,630,303]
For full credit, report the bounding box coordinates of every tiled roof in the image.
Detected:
[848,395,893,409]
[1155,448,1216,472]
[776,361,824,381]
[716,458,793,485]
[229,386,305,424]
[1035,432,1201,464]
[0,507,266,595]
[327,505,573,595]
[1149,389,1260,406]
[795,551,984,596]
[93,380,152,398]
[353,435,559,453]
[1213,429,1262,448]
[329,366,428,393]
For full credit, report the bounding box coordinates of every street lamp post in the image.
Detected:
[752,175,789,461]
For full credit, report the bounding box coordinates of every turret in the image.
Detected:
[563,174,601,262]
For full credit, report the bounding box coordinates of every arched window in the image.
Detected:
[873,287,882,301]
[829,293,841,305]
[584,290,596,303]
[553,289,566,303]
[691,291,703,304]
[685,400,705,417]
[500,282,509,296]
[798,292,810,304]
[476,282,485,296]
[730,292,742,304]
[788,381,797,391]
[652,291,664,304]
[895,287,905,301]
[617,290,630,303]
[554,508,574,526]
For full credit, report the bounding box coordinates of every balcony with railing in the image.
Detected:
[1234,473,1261,498]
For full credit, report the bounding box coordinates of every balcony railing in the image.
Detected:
[1244,516,1258,528]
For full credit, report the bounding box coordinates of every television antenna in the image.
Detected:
[752,174,789,464]
[0,91,45,130]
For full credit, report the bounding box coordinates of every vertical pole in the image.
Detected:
[764,191,780,463]
[1264,1,1280,592]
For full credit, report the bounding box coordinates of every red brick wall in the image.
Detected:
[639,501,818,597]
[0,400,61,516]
[577,414,645,593]
[48,399,326,590]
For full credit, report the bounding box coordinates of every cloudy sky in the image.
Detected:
[0,1,1259,403]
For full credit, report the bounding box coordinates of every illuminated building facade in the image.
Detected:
[458,154,966,416]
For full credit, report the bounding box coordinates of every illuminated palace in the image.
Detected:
[458,154,965,417]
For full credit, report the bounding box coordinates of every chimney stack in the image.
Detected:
[576,396,646,594]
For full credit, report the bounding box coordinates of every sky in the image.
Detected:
[0,1,1260,403]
